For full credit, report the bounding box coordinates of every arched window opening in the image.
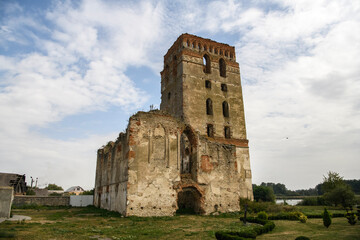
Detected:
[215,49,218,54]
[187,40,190,47]
[220,49,223,55]
[168,92,171,100]
[173,55,177,77]
[219,58,226,77]
[203,54,211,73]
[209,47,212,53]
[205,80,211,89]
[207,124,214,137]
[225,51,228,57]
[222,101,229,117]
[230,53,233,59]
[198,43,201,49]
[192,42,195,48]
[206,98,213,115]
[204,45,207,51]
[224,126,230,139]
[221,83,227,92]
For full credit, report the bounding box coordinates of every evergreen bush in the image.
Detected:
[257,211,268,221]
[323,208,332,228]
[299,214,307,223]
[345,211,357,225]
[295,236,310,240]
[216,216,275,239]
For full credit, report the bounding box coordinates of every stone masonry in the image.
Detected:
[94,34,253,216]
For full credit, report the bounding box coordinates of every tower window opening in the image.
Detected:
[204,45,207,51]
[222,101,229,117]
[192,42,195,48]
[220,50,223,55]
[224,126,230,139]
[207,124,214,137]
[205,80,211,89]
[219,58,226,77]
[198,43,201,49]
[221,83,227,92]
[206,98,213,115]
[168,92,171,100]
[203,54,211,73]
[215,49,218,54]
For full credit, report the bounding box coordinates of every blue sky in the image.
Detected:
[1,0,359,190]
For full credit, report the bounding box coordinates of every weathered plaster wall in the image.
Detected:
[94,132,128,215]
[126,111,184,216]
[0,187,13,218]
[12,196,69,207]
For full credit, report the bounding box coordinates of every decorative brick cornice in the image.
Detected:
[164,33,236,63]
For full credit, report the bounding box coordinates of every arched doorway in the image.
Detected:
[177,187,204,214]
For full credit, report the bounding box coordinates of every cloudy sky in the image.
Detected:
[1,0,359,191]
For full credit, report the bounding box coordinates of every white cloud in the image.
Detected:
[0,0,166,189]
[235,0,360,189]
[0,0,359,190]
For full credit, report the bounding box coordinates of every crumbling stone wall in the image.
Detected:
[94,132,128,215]
[94,34,253,217]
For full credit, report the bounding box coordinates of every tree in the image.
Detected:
[81,189,94,195]
[323,208,332,228]
[45,183,63,191]
[322,171,344,192]
[322,171,355,207]
[253,185,275,203]
[323,184,355,207]
[344,179,360,194]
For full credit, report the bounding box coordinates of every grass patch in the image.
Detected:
[1,206,359,240]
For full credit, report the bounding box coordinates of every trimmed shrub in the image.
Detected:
[295,236,310,240]
[215,232,248,240]
[299,214,307,223]
[257,211,268,221]
[268,211,303,221]
[345,211,357,225]
[307,213,344,219]
[0,230,15,238]
[217,217,275,240]
[323,208,332,228]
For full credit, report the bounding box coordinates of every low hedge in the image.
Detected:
[306,213,344,218]
[240,211,345,221]
[215,217,275,240]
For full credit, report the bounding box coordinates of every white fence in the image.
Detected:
[70,195,93,207]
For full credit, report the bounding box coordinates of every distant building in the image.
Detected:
[0,173,27,195]
[65,186,84,195]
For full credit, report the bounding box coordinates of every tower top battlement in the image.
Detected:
[163,33,237,65]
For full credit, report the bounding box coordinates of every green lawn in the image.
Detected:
[257,218,360,240]
[1,206,359,239]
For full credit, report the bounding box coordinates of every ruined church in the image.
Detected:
[94,34,253,216]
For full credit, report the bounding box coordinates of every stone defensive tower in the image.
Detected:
[161,34,247,143]
[94,34,253,216]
